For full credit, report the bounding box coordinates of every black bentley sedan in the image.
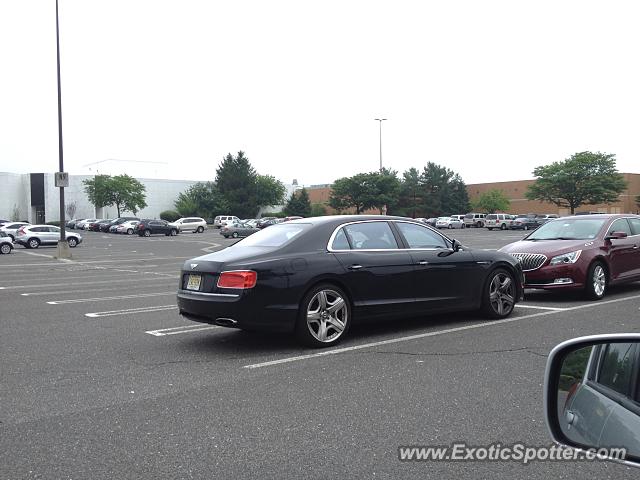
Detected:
[177,216,524,347]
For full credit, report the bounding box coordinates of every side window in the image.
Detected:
[343,222,398,250]
[396,222,449,249]
[609,219,632,236]
[331,228,351,250]
[596,343,638,396]
[627,218,640,236]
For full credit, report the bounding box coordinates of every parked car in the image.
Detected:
[0,222,30,241]
[170,217,207,233]
[220,222,260,238]
[178,215,524,347]
[0,231,13,254]
[116,220,139,235]
[485,213,513,230]
[14,225,82,249]
[213,216,240,228]
[451,214,466,222]
[106,217,140,233]
[499,214,640,299]
[88,219,111,232]
[544,334,640,466]
[66,218,81,229]
[435,216,464,229]
[463,213,486,228]
[76,219,96,230]
[257,218,282,229]
[423,218,438,227]
[536,214,559,225]
[510,214,539,231]
[256,217,278,229]
[137,219,178,237]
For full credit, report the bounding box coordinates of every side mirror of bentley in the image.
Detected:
[544,334,640,467]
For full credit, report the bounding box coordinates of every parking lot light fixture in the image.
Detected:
[374,118,387,171]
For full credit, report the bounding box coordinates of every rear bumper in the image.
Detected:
[177,290,297,332]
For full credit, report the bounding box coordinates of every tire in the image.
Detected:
[143,230,151,237]
[448,224,453,229]
[8,234,14,241]
[461,224,465,229]
[523,225,528,231]
[0,244,11,254]
[481,268,516,319]
[223,235,229,238]
[197,226,204,233]
[67,237,78,248]
[170,229,178,236]
[487,227,493,231]
[476,222,482,228]
[584,261,607,300]
[232,232,239,238]
[127,228,133,235]
[500,223,507,230]
[28,238,40,249]
[296,284,351,347]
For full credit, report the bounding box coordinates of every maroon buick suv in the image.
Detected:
[499,214,640,299]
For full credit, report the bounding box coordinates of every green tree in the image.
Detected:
[284,188,312,217]
[175,182,227,218]
[215,151,258,218]
[473,189,510,213]
[367,169,401,214]
[310,203,327,217]
[635,195,640,210]
[83,174,111,210]
[526,151,627,214]
[83,174,147,217]
[329,173,376,214]
[255,174,286,209]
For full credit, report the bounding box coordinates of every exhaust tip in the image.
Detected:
[215,317,238,327]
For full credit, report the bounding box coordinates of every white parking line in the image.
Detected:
[47,291,174,305]
[146,324,220,336]
[243,292,640,369]
[1,277,177,290]
[515,304,567,311]
[85,305,178,317]
[21,283,176,296]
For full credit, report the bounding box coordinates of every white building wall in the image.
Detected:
[0,172,30,221]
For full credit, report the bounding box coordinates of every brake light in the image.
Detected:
[17,227,26,235]
[217,270,257,289]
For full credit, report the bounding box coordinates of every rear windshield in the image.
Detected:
[526,218,607,240]
[235,223,311,247]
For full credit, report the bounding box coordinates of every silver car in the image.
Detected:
[0,222,30,241]
[14,225,83,249]
[0,232,13,254]
[219,222,259,238]
[170,217,207,233]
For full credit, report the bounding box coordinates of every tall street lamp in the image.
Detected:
[55,0,71,259]
[374,118,387,171]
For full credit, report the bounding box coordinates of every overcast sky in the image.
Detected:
[1,0,639,186]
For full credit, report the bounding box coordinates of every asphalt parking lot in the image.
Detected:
[2,226,639,479]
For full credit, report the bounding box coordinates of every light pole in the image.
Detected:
[374,118,387,171]
[55,0,71,258]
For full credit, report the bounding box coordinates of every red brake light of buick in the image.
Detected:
[217,270,257,289]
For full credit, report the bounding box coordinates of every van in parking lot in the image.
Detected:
[214,216,240,228]
[485,213,513,230]
[463,213,486,228]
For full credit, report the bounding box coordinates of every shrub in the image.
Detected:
[160,210,181,222]
[310,203,327,217]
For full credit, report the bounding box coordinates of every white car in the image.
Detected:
[170,217,207,233]
[435,217,465,229]
[485,213,513,230]
[214,215,240,228]
[116,220,139,235]
[76,218,96,230]
[0,222,30,241]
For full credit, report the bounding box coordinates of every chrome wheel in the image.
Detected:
[67,237,77,247]
[592,265,606,297]
[306,289,348,343]
[28,238,40,249]
[0,244,11,254]
[488,271,515,317]
[143,230,151,237]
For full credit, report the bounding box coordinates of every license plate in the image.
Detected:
[186,274,202,291]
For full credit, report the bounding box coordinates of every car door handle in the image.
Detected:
[417,260,429,265]
[348,264,363,270]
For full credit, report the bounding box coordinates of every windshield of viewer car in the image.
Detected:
[526,218,607,240]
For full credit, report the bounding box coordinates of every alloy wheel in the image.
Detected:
[488,271,515,316]
[306,289,348,343]
[592,265,606,297]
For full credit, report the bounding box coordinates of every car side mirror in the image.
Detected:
[605,231,628,241]
[544,334,640,468]
[451,239,462,252]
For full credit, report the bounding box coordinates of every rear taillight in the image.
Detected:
[17,227,26,235]
[217,270,257,289]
